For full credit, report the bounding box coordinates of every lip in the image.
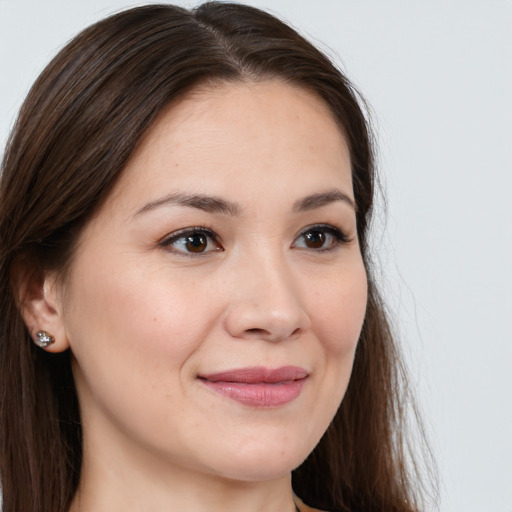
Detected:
[199,366,309,407]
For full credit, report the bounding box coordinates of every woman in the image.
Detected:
[0,3,432,512]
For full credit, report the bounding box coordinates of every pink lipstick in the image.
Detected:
[199,366,308,407]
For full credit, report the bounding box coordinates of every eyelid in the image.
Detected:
[159,226,223,255]
[158,223,352,256]
[292,223,352,250]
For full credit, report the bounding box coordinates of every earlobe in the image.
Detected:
[15,266,70,353]
[34,330,56,348]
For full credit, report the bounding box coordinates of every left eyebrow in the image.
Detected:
[293,189,357,212]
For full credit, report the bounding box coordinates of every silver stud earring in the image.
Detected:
[35,330,55,348]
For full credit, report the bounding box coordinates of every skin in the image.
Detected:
[26,80,367,512]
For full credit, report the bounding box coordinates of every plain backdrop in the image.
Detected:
[1,1,511,510]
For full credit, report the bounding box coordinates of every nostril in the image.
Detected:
[242,326,302,342]
[225,299,310,342]
[246,328,268,336]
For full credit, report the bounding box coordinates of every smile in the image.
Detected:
[199,366,309,407]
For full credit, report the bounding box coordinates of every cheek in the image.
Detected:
[65,256,215,361]
[293,262,367,453]
[63,257,221,440]
[313,263,368,357]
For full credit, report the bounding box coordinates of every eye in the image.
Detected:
[160,227,222,255]
[292,224,350,251]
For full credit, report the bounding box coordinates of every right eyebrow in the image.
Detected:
[134,193,241,217]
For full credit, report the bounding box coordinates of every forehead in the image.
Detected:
[109,80,352,211]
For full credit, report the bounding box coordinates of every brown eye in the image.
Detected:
[161,228,222,255]
[304,230,326,249]
[185,233,208,253]
[292,225,348,251]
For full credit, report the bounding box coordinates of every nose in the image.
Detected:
[223,251,311,343]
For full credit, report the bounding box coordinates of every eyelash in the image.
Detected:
[293,224,352,252]
[159,225,222,257]
[159,224,352,256]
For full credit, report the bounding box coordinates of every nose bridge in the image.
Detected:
[224,240,310,341]
[249,244,298,310]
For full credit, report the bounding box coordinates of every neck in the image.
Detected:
[70,430,299,512]
[71,471,298,512]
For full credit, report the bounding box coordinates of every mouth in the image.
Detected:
[198,366,309,407]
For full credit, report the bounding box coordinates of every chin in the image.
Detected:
[205,437,312,482]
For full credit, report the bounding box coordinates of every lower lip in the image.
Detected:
[201,379,307,407]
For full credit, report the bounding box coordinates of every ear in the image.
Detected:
[14,265,70,353]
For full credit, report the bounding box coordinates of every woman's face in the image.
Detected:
[54,81,367,481]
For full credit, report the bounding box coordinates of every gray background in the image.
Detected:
[1,1,511,510]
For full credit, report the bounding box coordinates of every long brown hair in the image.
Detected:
[0,3,433,511]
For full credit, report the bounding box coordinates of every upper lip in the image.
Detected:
[199,366,308,383]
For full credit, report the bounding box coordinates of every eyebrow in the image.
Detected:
[134,188,356,217]
[135,193,241,217]
[293,189,357,212]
